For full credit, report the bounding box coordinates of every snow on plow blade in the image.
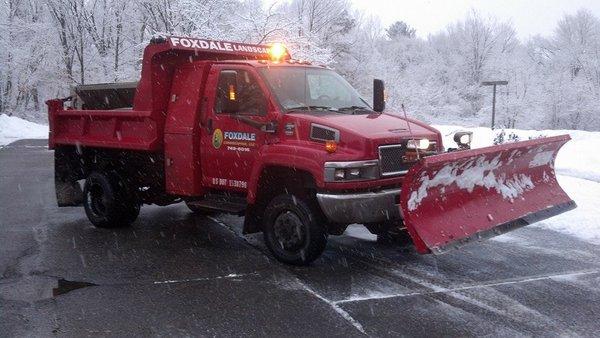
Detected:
[399,135,576,254]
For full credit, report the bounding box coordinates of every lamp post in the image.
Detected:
[481,80,508,129]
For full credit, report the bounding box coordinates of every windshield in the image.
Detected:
[258,66,371,113]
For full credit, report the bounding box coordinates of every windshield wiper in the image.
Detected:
[287,105,337,112]
[337,106,372,114]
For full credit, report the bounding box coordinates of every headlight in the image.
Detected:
[324,160,379,182]
[406,139,431,150]
[334,169,346,180]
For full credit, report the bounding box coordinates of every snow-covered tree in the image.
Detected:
[0,2,598,131]
[386,21,416,40]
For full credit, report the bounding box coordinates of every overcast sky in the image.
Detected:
[350,0,600,40]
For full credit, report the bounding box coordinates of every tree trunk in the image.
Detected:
[32,87,40,111]
[114,5,124,81]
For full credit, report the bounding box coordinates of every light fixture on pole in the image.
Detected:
[481,80,508,130]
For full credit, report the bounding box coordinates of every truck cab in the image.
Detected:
[47,36,444,265]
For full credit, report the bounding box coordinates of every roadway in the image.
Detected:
[2,139,600,336]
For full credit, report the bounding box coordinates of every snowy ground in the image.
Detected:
[0,115,598,245]
[0,114,48,146]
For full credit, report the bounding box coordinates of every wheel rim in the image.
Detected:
[273,210,306,252]
[87,183,107,217]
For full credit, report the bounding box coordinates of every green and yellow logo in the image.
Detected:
[212,128,223,149]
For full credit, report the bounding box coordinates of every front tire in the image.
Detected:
[83,171,139,228]
[263,194,327,265]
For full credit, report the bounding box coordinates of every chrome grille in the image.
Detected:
[379,144,409,176]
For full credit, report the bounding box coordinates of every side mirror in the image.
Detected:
[220,70,239,114]
[373,79,385,112]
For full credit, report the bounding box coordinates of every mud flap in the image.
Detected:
[399,135,576,254]
[56,179,84,207]
[54,146,84,207]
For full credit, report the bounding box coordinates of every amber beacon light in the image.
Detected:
[269,43,287,61]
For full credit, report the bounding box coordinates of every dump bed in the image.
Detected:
[47,36,281,151]
[47,99,162,150]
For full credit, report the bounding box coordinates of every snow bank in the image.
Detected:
[0,114,48,146]
[545,175,600,245]
[434,125,600,183]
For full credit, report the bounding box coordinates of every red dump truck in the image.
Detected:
[47,36,575,265]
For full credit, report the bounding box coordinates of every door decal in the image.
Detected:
[213,129,258,151]
[212,128,223,149]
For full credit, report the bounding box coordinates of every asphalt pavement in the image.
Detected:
[2,139,600,337]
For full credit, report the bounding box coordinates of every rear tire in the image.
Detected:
[83,171,139,228]
[263,194,327,265]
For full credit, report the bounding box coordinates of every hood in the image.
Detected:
[283,111,443,160]
[289,111,440,143]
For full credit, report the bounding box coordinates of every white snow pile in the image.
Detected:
[406,153,536,211]
[0,114,48,146]
[434,125,600,183]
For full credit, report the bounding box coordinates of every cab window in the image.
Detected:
[214,69,267,116]
[258,66,369,112]
[307,73,351,102]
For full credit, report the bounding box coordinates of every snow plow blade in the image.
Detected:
[400,135,576,254]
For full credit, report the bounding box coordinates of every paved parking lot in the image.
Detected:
[2,139,600,336]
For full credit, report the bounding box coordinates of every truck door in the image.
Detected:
[200,65,272,193]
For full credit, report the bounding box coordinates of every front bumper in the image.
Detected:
[316,188,402,224]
